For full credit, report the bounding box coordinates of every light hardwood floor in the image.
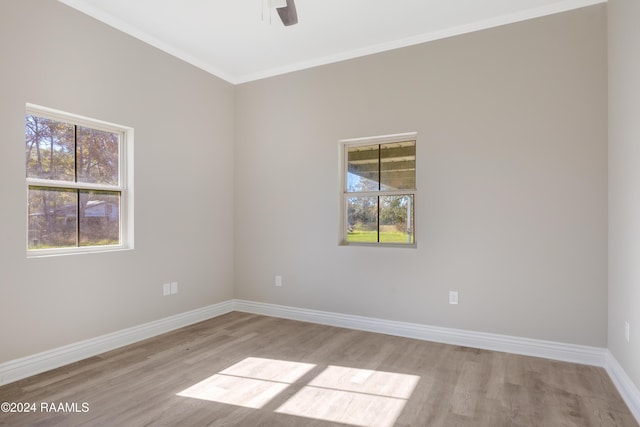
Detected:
[0,312,637,426]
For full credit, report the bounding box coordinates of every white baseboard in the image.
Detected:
[0,300,234,386]
[605,351,640,423]
[234,299,607,366]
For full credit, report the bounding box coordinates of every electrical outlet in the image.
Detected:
[449,291,459,305]
[275,275,282,287]
[170,282,178,294]
[625,321,630,343]
[163,283,171,296]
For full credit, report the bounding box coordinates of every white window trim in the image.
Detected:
[26,103,134,258]
[339,132,417,248]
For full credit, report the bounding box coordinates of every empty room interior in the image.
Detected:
[1,0,639,425]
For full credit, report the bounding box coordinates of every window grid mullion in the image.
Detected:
[76,190,80,247]
[74,125,78,183]
[377,145,381,243]
[345,190,415,197]
[376,196,381,243]
[75,125,80,247]
[26,178,122,192]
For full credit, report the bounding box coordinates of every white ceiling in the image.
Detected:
[58,0,604,84]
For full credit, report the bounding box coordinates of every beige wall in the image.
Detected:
[235,5,608,346]
[608,0,640,390]
[0,0,235,363]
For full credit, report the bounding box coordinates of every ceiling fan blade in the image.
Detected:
[276,0,298,26]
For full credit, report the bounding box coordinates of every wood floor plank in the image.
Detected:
[0,312,637,427]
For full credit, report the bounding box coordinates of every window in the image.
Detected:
[25,104,133,256]
[340,133,416,246]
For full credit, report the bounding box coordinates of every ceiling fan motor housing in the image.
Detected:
[276,0,298,26]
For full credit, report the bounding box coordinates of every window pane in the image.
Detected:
[380,141,415,191]
[346,196,378,242]
[380,195,414,244]
[347,144,379,192]
[77,126,120,185]
[25,115,75,181]
[28,187,77,249]
[79,191,120,246]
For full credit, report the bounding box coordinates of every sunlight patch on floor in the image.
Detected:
[275,366,420,427]
[177,358,420,427]
[177,357,316,409]
[308,365,419,399]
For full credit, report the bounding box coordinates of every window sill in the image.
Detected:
[27,245,133,259]
[339,241,417,249]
